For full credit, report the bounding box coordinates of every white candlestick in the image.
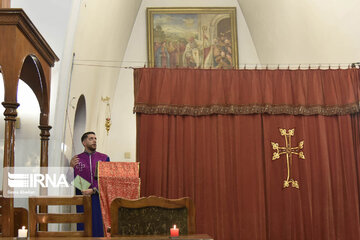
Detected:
[18,226,27,238]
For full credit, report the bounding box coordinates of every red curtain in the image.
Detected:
[134,68,360,240]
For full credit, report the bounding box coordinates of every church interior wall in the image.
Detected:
[106,0,259,162]
[2,0,360,232]
[63,0,142,164]
[5,0,360,188]
[238,0,360,64]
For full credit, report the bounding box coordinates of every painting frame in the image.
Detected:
[147,7,238,69]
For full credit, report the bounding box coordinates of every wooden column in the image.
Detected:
[0,0,10,8]
[2,102,18,168]
[39,124,51,231]
[2,102,19,237]
[39,124,51,167]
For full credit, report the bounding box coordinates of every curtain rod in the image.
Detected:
[72,60,360,70]
[238,63,359,70]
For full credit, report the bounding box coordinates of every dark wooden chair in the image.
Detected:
[28,196,92,237]
[0,203,28,237]
[110,196,195,237]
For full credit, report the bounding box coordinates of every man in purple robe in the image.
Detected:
[70,131,110,237]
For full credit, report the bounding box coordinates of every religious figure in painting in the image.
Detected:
[155,41,170,67]
[151,11,236,69]
[183,36,201,68]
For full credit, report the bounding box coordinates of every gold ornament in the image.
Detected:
[271,128,305,189]
[101,97,111,135]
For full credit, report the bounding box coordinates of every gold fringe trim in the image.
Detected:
[134,102,360,116]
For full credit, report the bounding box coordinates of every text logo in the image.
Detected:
[8,172,69,188]
[3,167,74,198]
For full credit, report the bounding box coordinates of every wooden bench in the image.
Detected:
[28,196,92,237]
[0,192,28,237]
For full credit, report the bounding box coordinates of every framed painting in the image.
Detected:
[147,7,238,69]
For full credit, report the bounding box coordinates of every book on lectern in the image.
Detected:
[73,175,91,191]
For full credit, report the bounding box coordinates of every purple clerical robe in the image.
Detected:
[74,151,110,237]
[74,151,110,189]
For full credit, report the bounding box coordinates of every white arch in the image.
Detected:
[72,95,86,155]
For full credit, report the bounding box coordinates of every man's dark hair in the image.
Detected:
[81,131,96,142]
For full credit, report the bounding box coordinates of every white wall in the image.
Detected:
[105,0,259,162]
[11,0,73,123]
[11,0,78,170]
[237,0,360,65]
[10,0,258,169]
[63,0,142,164]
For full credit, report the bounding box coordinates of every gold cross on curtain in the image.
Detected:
[271,128,305,189]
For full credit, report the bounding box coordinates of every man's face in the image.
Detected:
[83,134,97,152]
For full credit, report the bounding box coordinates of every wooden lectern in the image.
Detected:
[98,162,141,237]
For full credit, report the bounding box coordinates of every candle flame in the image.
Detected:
[173,225,176,229]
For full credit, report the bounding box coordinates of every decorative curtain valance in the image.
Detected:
[134,68,360,116]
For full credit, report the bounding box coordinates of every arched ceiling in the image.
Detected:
[73,0,142,67]
[74,0,360,66]
[236,0,360,64]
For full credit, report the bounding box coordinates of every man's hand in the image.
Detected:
[81,188,94,195]
[70,155,79,168]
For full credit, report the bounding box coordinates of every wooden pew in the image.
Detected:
[28,196,92,237]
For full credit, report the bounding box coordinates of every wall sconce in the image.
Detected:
[69,96,76,109]
[101,96,111,135]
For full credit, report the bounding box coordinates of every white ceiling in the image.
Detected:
[73,0,360,65]
[11,0,360,66]
[236,0,360,65]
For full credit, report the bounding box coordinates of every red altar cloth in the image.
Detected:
[98,162,140,237]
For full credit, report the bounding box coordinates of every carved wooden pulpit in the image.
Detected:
[0,7,58,236]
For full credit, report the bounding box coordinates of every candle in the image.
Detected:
[18,226,28,238]
[170,225,179,237]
